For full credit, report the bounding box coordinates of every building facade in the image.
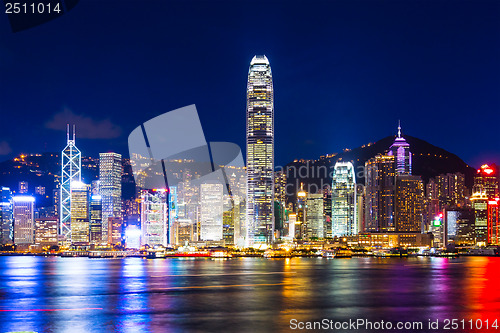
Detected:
[99,152,122,242]
[246,55,274,247]
[332,162,357,237]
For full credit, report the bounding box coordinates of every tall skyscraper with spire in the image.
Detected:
[246,55,274,247]
[388,121,411,175]
[60,125,81,241]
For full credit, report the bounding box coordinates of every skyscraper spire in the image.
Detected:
[398,120,401,138]
[67,124,70,141]
[73,124,76,141]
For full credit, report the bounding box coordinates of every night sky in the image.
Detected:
[1,0,500,168]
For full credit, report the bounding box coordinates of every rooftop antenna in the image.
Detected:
[397,120,401,138]
[67,124,70,141]
[73,125,76,141]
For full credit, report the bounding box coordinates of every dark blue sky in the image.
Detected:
[1,0,500,168]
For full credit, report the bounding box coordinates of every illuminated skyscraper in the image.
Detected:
[474,164,498,198]
[332,162,357,236]
[70,181,90,244]
[99,153,122,242]
[365,155,395,232]
[13,196,35,244]
[395,175,424,232]
[471,190,488,245]
[246,55,274,246]
[200,183,223,241]
[487,198,500,245]
[388,122,411,175]
[306,193,324,238]
[89,193,103,244]
[0,187,13,244]
[60,125,81,241]
[34,217,58,247]
[141,189,168,246]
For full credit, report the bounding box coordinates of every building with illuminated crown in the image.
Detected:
[246,55,274,247]
[387,122,411,175]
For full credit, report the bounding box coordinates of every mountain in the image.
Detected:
[284,135,476,203]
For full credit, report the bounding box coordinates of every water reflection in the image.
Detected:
[0,256,499,332]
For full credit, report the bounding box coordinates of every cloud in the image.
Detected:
[0,141,12,155]
[45,108,122,139]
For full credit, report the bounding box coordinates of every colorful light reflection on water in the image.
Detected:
[0,256,499,332]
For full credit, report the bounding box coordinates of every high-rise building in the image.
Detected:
[0,187,13,244]
[141,189,168,247]
[13,196,35,244]
[332,162,357,237]
[306,193,324,239]
[296,186,307,239]
[487,198,500,245]
[70,181,90,244]
[395,175,424,232]
[89,194,103,244]
[34,217,58,247]
[365,155,395,232]
[453,208,476,246]
[246,55,274,247]
[60,125,81,241]
[323,187,332,238]
[471,190,488,245]
[200,183,223,241]
[387,122,411,175]
[99,153,122,242]
[274,170,287,236]
[107,217,123,245]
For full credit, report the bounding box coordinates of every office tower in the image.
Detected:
[107,217,123,245]
[332,162,357,237]
[488,198,499,245]
[395,175,424,232]
[323,187,332,238]
[0,187,13,244]
[89,193,103,244]
[200,183,223,241]
[141,189,168,246]
[365,155,395,232]
[387,122,411,175]
[70,181,90,244]
[13,196,35,244]
[99,153,122,242]
[34,217,58,247]
[246,55,274,247]
[453,208,476,246]
[168,186,178,244]
[356,185,365,233]
[445,209,459,244]
[60,125,82,241]
[306,193,324,239]
[274,170,287,236]
[223,210,234,245]
[474,164,499,198]
[471,191,488,245]
[296,186,307,238]
[18,181,28,194]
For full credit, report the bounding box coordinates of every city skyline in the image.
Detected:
[2,1,500,169]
